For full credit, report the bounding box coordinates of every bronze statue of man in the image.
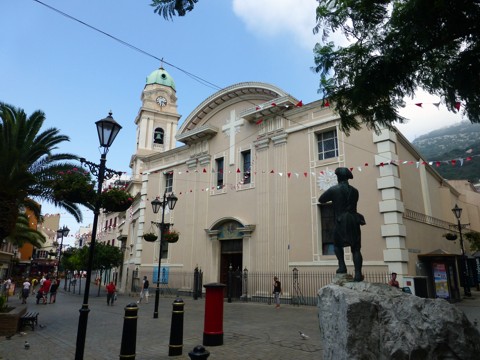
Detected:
[319,167,364,281]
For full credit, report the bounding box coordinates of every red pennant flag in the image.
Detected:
[421,161,427,165]
[454,102,461,111]
[287,172,291,178]
[190,189,193,192]
[271,102,277,107]
[364,163,369,167]
[203,168,207,173]
[324,100,330,107]
[256,119,263,125]
[236,168,241,173]
[466,156,472,161]
[349,167,353,172]
[415,103,423,108]
[255,106,261,110]
[270,170,275,173]
[303,172,308,177]
[295,100,303,107]
[451,160,456,165]
[380,162,384,167]
[436,162,441,167]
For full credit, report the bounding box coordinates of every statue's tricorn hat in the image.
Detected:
[335,167,353,181]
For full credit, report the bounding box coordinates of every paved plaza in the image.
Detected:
[1,284,479,360]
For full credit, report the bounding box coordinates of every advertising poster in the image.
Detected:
[433,262,450,299]
[153,266,169,284]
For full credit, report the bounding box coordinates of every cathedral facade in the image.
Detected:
[114,67,480,301]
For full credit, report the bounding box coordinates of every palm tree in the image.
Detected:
[151,0,198,19]
[4,213,46,249]
[0,102,84,241]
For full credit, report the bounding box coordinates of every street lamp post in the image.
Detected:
[150,191,178,319]
[56,225,70,278]
[452,204,472,297]
[75,112,122,360]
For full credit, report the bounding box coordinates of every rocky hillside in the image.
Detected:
[411,121,480,182]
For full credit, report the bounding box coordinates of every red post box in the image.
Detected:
[203,283,226,346]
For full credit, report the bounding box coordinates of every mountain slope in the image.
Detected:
[410,122,480,182]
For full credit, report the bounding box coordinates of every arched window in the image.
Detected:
[154,127,164,144]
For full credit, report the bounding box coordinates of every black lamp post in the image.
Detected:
[56,225,70,278]
[75,112,122,360]
[150,191,178,319]
[452,204,472,297]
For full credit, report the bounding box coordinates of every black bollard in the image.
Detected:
[188,345,210,360]
[193,267,199,300]
[119,302,138,359]
[168,298,184,356]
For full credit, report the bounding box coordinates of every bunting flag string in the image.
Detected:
[140,150,479,198]
[407,100,463,111]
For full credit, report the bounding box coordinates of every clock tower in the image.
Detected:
[133,67,180,157]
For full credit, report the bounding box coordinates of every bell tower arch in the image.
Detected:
[134,67,181,156]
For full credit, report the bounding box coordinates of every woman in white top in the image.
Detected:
[22,279,31,304]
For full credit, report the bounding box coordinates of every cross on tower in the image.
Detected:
[222,110,244,165]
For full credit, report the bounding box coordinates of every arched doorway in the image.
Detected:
[216,220,243,298]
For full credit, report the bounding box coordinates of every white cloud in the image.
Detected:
[396,90,466,141]
[232,0,319,50]
[232,1,467,140]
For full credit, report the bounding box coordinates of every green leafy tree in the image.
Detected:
[0,102,84,241]
[313,0,480,134]
[92,242,123,296]
[151,0,198,19]
[465,231,480,253]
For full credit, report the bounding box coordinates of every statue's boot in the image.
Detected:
[336,264,347,274]
[353,270,363,282]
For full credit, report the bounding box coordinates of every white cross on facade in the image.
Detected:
[222,110,244,165]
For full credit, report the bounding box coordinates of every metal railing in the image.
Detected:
[239,270,391,306]
[160,269,390,306]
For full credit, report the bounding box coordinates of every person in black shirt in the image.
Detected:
[273,276,282,309]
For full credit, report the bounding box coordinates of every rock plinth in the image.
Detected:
[318,282,480,360]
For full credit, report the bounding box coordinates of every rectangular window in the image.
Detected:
[161,242,169,259]
[317,129,338,160]
[165,172,173,193]
[241,150,251,185]
[215,157,224,188]
[319,203,335,255]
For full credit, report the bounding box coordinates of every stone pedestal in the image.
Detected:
[318,282,480,360]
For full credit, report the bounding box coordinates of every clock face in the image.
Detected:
[156,96,167,107]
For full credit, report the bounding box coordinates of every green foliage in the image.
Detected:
[0,102,84,240]
[100,187,133,212]
[5,213,46,248]
[0,295,9,312]
[151,0,198,19]
[52,168,96,209]
[465,231,480,253]
[92,242,123,270]
[313,0,480,134]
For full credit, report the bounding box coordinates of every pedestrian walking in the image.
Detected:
[49,278,60,303]
[137,276,150,304]
[106,281,116,306]
[3,278,12,301]
[273,276,282,309]
[31,278,38,294]
[388,272,400,288]
[21,278,31,304]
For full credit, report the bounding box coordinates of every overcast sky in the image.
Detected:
[1,0,467,242]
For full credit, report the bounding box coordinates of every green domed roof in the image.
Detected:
[146,67,176,90]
